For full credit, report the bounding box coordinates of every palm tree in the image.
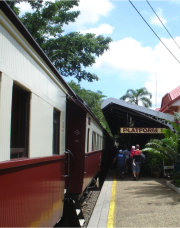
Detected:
[120,87,152,108]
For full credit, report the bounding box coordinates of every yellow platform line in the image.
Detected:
[107,176,117,228]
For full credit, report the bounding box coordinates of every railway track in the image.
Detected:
[82,188,101,227]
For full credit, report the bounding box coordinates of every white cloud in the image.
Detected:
[63,0,114,35]
[73,0,114,26]
[80,24,114,35]
[95,38,155,72]
[150,8,167,26]
[145,37,180,108]
[93,37,180,108]
[18,2,33,16]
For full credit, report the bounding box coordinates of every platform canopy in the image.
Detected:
[101,98,174,136]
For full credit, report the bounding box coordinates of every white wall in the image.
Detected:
[0,20,66,110]
[172,99,180,107]
[0,11,67,160]
[0,73,13,161]
[29,94,53,157]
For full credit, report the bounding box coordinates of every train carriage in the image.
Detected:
[0,2,108,227]
[65,98,103,197]
[83,112,103,191]
[0,2,71,226]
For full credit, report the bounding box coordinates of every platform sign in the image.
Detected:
[120,127,165,134]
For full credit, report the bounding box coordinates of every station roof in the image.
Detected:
[101,98,174,135]
[160,85,180,112]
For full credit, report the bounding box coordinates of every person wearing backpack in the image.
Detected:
[132,144,142,180]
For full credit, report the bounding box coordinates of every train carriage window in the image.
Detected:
[99,136,101,150]
[10,84,30,159]
[92,131,96,151]
[53,108,60,155]
[100,136,102,150]
[97,135,100,150]
[87,128,90,152]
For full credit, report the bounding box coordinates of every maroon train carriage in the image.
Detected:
[0,156,65,227]
[59,97,106,226]
[65,98,103,198]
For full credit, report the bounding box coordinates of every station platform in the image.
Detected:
[88,170,180,227]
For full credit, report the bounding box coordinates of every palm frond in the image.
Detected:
[144,138,177,159]
[120,87,152,108]
[140,97,152,107]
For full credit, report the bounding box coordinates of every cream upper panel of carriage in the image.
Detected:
[0,11,66,160]
[85,113,103,153]
[86,114,103,136]
[0,12,67,111]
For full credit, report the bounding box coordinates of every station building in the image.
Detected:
[157,85,180,115]
[101,98,174,149]
[102,85,180,148]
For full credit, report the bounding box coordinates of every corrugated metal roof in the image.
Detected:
[169,85,180,100]
[160,85,180,112]
[102,98,174,122]
[101,98,175,135]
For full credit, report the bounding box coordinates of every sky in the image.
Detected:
[19,0,180,109]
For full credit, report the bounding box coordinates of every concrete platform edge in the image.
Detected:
[87,175,113,227]
[166,180,180,193]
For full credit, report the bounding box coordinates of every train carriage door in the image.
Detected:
[66,99,86,194]
[10,83,30,159]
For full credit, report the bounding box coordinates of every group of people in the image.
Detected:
[114,144,145,180]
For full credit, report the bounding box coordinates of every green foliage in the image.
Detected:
[120,87,152,107]
[68,81,111,134]
[44,32,111,81]
[7,0,112,82]
[143,138,178,160]
[143,113,180,175]
[6,1,43,14]
[144,151,164,174]
[20,1,80,44]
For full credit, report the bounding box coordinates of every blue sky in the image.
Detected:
[19,0,180,109]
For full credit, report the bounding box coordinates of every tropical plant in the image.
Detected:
[144,151,164,176]
[142,112,180,176]
[120,87,152,107]
[143,137,178,161]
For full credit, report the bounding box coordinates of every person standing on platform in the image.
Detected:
[132,144,142,180]
[116,149,126,178]
[123,148,130,174]
[130,146,135,174]
[130,145,135,158]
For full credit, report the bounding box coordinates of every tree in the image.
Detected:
[7,1,112,82]
[6,1,43,14]
[68,81,111,134]
[120,87,152,107]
